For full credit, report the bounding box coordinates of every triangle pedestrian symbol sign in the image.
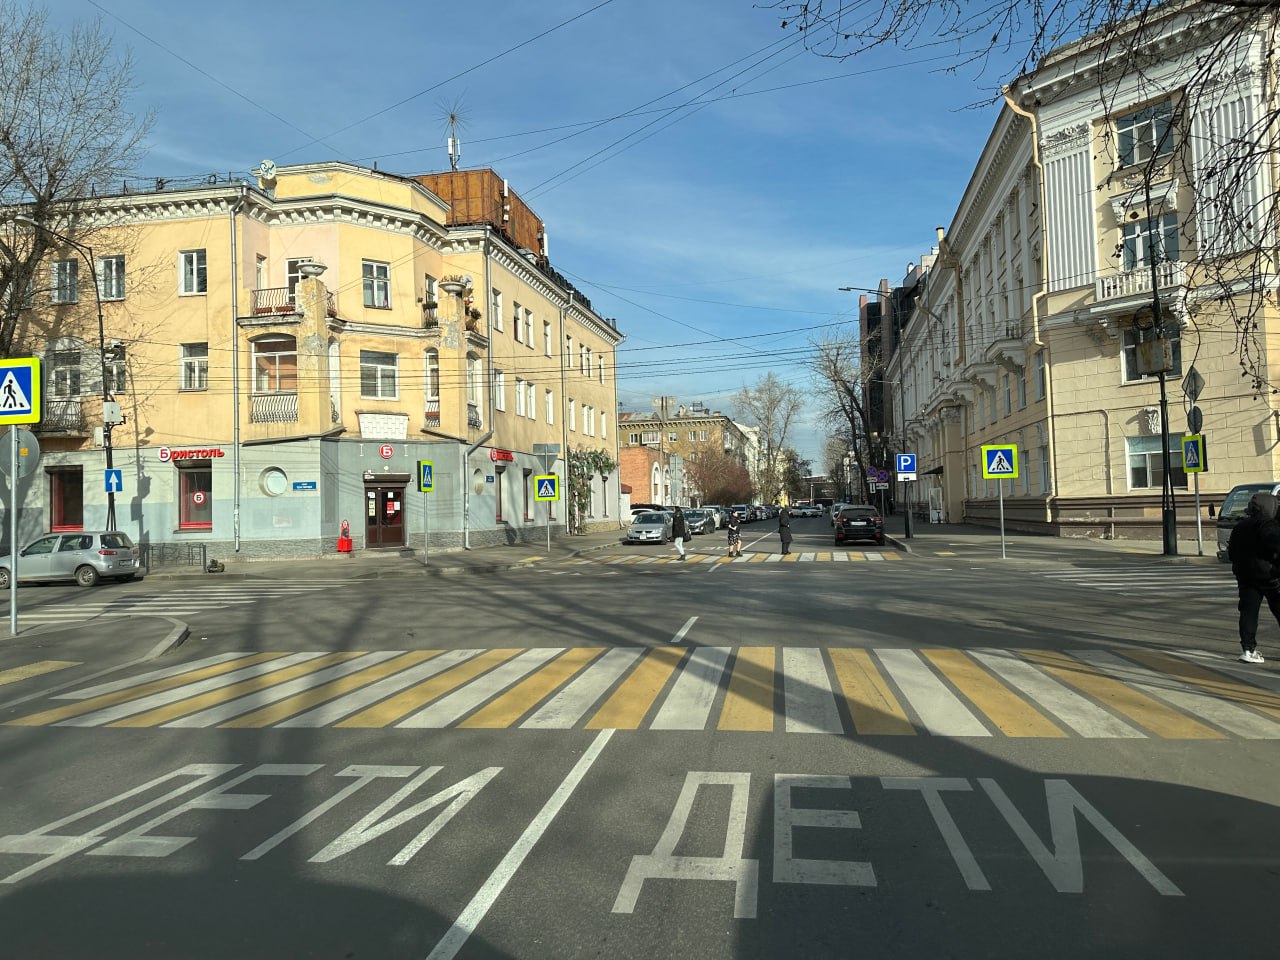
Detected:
[0,371,31,412]
[538,479,555,498]
[1184,445,1199,468]
[988,451,1013,474]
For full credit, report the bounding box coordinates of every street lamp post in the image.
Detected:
[1138,199,1177,557]
[13,217,119,530]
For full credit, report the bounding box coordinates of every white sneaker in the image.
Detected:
[1239,649,1266,664]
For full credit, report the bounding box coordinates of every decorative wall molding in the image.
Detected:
[1040,123,1090,159]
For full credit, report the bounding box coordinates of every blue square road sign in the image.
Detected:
[104,469,123,493]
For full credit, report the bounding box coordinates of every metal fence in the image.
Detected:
[139,541,207,571]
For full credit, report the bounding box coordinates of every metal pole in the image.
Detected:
[1194,471,1203,556]
[9,426,17,636]
[423,488,429,566]
[998,478,1007,560]
[82,249,116,532]
[1158,370,1177,555]
[546,494,551,554]
[904,480,913,539]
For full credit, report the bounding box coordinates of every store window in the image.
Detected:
[49,467,84,531]
[178,462,213,529]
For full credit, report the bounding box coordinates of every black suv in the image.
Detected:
[834,505,885,546]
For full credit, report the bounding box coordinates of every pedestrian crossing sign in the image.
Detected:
[1181,434,1207,473]
[0,358,40,425]
[418,459,434,493]
[981,444,1018,479]
[534,474,560,501]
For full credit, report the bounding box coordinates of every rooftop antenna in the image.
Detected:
[447,111,462,172]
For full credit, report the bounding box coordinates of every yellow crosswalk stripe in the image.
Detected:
[337,649,521,728]
[5,653,289,727]
[748,553,768,563]
[587,646,684,729]
[110,653,366,728]
[815,552,833,561]
[461,647,604,728]
[846,552,866,561]
[882,551,900,561]
[0,660,79,687]
[1017,649,1224,739]
[922,649,1066,738]
[1122,650,1280,719]
[219,650,443,728]
[828,648,914,735]
[717,647,776,731]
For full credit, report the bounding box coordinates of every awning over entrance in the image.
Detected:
[922,465,944,476]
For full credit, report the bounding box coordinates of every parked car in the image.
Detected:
[0,531,142,587]
[1216,482,1280,561]
[730,504,751,523]
[702,505,725,529]
[684,508,715,535]
[834,505,885,546]
[830,503,851,526]
[626,511,674,544]
[793,503,822,518]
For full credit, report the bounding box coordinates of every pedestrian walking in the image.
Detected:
[1228,490,1280,664]
[726,513,742,557]
[671,506,689,561]
[778,504,793,555]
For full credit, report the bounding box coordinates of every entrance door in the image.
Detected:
[365,485,406,548]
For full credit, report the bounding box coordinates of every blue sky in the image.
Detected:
[62,0,1005,467]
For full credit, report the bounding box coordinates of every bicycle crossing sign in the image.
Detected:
[534,474,560,501]
[418,460,434,493]
[981,444,1019,479]
[0,358,40,425]
[1181,435,1207,473]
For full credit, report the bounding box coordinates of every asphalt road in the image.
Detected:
[0,515,1273,959]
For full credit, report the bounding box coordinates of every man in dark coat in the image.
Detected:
[1228,491,1280,664]
[671,507,688,561]
[778,505,793,555]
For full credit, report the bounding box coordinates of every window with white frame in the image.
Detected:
[253,335,298,393]
[525,381,535,419]
[1039,445,1051,492]
[105,353,125,395]
[1123,325,1182,383]
[601,413,608,439]
[513,301,522,342]
[699,430,707,441]
[97,255,125,300]
[359,349,398,399]
[1122,213,1179,272]
[1018,371,1027,409]
[566,335,573,368]
[1116,99,1173,167]
[51,259,78,304]
[668,431,678,442]
[1127,435,1187,490]
[424,275,438,312]
[496,371,508,412]
[988,388,997,424]
[49,350,81,397]
[466,353,481,407]
[179,249,207,295]
[181,343,208,391]
[286,258,311,303]
[689,430,697,441]
[1002,374,1012,417]
[585,405,594,436]
[568,398,576,431]
[599,357,605,384]
[580,344,588,371]
[362,260,390,309]
[642,431,658,444]
[523,308,533,347]
[491,288,503,331]
[1034,351,1046,400]
[544,320,552,356]
[545,388,555,424]
[425,349,440,400]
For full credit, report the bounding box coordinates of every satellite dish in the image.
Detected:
[258,159,277,181]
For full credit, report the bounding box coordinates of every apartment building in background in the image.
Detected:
[617,401,749,505]
[7,161,622,557]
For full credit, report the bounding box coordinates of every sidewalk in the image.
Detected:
[882,514,1222,564]
[143,526,629,582]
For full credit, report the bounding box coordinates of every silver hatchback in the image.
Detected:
[0,531,142,587]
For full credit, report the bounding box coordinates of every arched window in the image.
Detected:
[252,334,297,393]
[651,464,661,503]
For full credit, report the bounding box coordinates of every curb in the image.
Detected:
[144,618,190,660]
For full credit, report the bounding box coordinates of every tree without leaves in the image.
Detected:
[779,448,811,501]
[809,325,878,502]
[0,2,151,357]
[734,372,803,503]
[769,0,1280,392]
[684,442,753,504]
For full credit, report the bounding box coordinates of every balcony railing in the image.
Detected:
[250,287,337,318]
[35,398,87,434]
[467,404,483,429]
[1096,260,1186,302]
[250,392,299,423]
[425,398,441,427]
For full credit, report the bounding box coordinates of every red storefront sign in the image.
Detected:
[490,449,514,462]
[158,447,225,462]
[379,444,395,459]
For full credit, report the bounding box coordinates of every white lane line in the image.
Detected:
[875,649,991,737]
[670,616,697,644]
[782,648,842,734]
[276,650,482,727]
[55,653,251,700]
[162,652,405,728]
[521,648,643,729]
[55,653,328,727]
[424,729,614,960]
[397,648,564,728]
[650,647,732,730]
[969,649,1144,738]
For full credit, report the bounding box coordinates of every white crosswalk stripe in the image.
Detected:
[11,642,1280,741]
[10,582,333,622]
[1041,563,1234,597]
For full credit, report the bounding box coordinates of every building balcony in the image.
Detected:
[984,318,1026,370]
[34,398,89,436]
[250,392,299,424]
[467,404,483,430]
[249,287,337,319]
[425,399,441,427]
[1094,261,1187,308]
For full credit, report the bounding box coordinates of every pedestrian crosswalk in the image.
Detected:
[577,549,902,567]
[7,643,1279,740]
[4,581,340,624]
[1040,563,1234,598]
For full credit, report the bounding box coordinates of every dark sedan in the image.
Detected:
[683,509,716,534]
[834,505,885,546]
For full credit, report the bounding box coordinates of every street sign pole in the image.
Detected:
[1194,471,1202,557]
[9,426,17,635]
[998,478,1007,561]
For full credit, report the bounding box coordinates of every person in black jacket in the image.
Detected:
[671,507,688,561]
[1228,491,1280,664]
[778,505,793,555]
